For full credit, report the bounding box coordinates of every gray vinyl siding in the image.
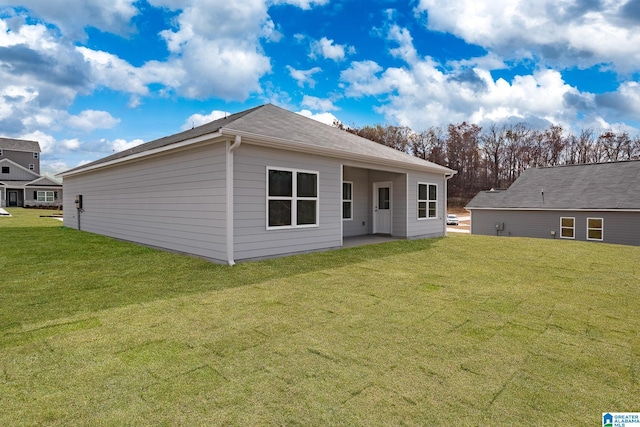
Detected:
[470,209,640,246]
[1,150,40,174]
[63,143,228,261]
[406,171,447,239]
[0,164,39,181]
[342,166,371,237]
[233,144,342,260]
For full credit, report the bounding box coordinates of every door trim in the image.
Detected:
[373,181,392,234]
[7,190,18,207]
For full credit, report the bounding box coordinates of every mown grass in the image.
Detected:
[1,208,639,425]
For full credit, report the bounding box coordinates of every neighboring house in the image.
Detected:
[466,160,640,246]
[58,104,457,264]
[0,137,63,208]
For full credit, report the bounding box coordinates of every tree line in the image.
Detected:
[335,121,640,205]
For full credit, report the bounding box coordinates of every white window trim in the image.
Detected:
[266,166,319,230]
[417,182,438,220]
[29,163,35,170]
[37,191,54,202]
[560,217,575,239]
[0,149,3,156]
[33,152,39,159]
[586,217,604,241]
[342,181,353,221]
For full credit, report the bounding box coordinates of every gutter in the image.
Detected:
[225,135,241,266]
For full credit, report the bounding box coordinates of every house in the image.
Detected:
[58,104,456,264]
[0,137,63,208]
[466,160,640,246]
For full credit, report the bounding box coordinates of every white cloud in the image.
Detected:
[387,25,417,64]
[340,60,385,97]
[341,26,588,131]
[181,110,230,130]
[415,0,640,72]
[301,95,338,111]
[75,47,154,96]
[60,138,82,150]
[287,66,322,88]
[296,109,339,126]
[19,130,56,154]
[152,0,273,100]
[310,37,353,61]
[111,138,145,152]
[271,0,330,10]
[0,0,139,39]
[41,159,71,176]
[67,110,120,132]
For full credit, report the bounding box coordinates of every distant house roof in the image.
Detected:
[0,137,41,153]
[466,160,640,210]
[60,104,456,177]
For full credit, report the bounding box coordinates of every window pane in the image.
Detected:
[379,187,390,209]
[418,201,427,218]
[297,173,317,197]
[428,184,437,201]
[268,200,291,226]
[561,228,574,238]
[418,184,427,200]
[588,229,602,240]
[269,170,292,197]
[588,218,602,229]
[343,182,352,200]
[297,200,317,225]
[561,218,574,227]
[428,201,436,218]
[343,201,352,219]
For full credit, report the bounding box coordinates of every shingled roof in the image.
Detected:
[60,104,456,176]
[0,137,41,152]
[467,160,640,210]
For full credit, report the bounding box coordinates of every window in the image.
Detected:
[29,164,35,170]
[342,181,353,220]
[418,183,437,219]
[0,149,3,156]
[1,166,8,174]
[33,152,39,159]
[37,191,54,202]
[587,218,603,241]
[267,167,318,229]
[560,217,575,239]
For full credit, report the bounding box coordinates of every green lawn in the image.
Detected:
[1,208,639,425]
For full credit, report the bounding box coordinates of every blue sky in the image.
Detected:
[1,0,639,176]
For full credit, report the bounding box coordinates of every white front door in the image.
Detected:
[373,182,392,234]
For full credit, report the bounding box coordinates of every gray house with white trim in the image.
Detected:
[466,160,640,246]
[58,104,456,264]
[1,137,63,208]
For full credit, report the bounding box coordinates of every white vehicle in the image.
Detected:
[446,214,459,225]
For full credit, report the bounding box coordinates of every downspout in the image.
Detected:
[226,135,242,266]
[444,172,454,235]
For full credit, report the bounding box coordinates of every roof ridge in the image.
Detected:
[537,159,640,169]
